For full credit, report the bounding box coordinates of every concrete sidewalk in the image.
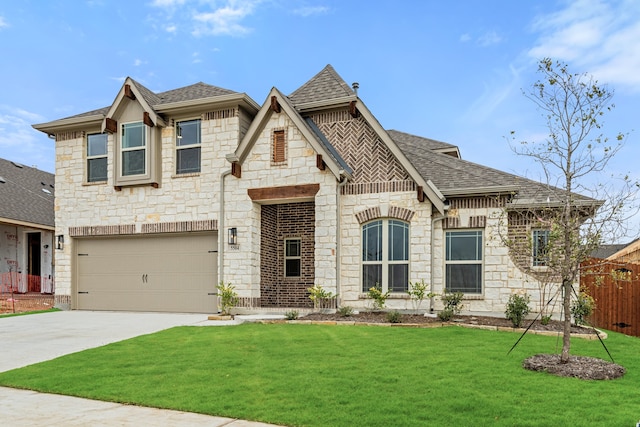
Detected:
[0,311,285,426]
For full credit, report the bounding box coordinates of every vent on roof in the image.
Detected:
[42,188,52,195]
[0,176,5,183]
[352,82,359,95]
[11,162,23,168]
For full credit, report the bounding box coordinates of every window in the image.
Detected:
[285,238,301,277]
[272,129,286,164]
[362,219,409,293]
[176,119,201,174]
[87,133,107,182]
[445,230,483,294]
[121,122,146,176]
[532,229,550,267]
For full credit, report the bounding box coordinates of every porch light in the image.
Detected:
[228,228,238,245]
[56,235,64,250]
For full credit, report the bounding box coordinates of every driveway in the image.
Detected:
[0,310,283,426]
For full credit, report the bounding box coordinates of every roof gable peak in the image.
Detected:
[288,64,355,107]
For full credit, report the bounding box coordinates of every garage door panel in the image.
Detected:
[76,233,217,313]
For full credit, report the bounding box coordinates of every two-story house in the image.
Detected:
[33,65,596,315]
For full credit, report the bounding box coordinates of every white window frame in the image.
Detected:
[445,230,483,294]
[284,238,301,278]
[86,133,108,183]
[120,121,147,177]
[175,119,202,174]
[361,219,410,293]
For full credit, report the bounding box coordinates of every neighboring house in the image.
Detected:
[33,65,597,315]
[605,239,640,263]
[0,158,55,293]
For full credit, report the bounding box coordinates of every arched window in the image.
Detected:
[362,219,409,293]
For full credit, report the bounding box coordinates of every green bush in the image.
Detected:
[284,310,299,320]
[505,293,531,328]
[307,285,335,311]
[407,279,436,311]
[386,311,402,323]
[217,281,239,315]
[571,292,596,325]
[367,286,390,310]
[337,306,354,317]
[438,291,464,321]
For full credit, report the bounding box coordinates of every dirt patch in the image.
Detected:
[523,354,626,380]
[0,293,54,314]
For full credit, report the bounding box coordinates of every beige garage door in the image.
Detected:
[76,233,218,313]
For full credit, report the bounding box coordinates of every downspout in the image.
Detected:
[335,171,349,307]
[219,169,232,289]
[429,203,449,313]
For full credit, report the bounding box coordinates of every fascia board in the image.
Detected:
[102,78,166,130]
[442,185,520,197]
[233,88,344,180]
[356,100,446,214]
[155,93,260,115]
[33,114,104,135]
[293,95,358,112]
[0,217,55,230]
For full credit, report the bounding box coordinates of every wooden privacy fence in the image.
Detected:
[581,258,640,337]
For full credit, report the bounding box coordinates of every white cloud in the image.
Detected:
[0,106,53,172]
[0,16,8,28]
[133,59,147,66]
[150,0,187,7]
[292,6,329,17]
[529,0,640,91]
[459,33,471,43]
[165,23,177,33]
[477,30,502,47]
[192,1,259,37]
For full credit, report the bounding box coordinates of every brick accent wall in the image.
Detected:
[260,202,315,308]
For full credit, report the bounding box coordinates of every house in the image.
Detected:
[0,158,55,293]
[604,239,640,264]
[33,65,597,315]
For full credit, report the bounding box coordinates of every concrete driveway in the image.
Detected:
[0,310,283,426]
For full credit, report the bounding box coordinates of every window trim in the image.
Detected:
[272,129,286,165]
[175,118,202,175]
[361,219,410,293]
[284,237,301,278]
[86,133,108,183]
[532,228,550,267]
[444,229,483,295]
[114,119,158,187]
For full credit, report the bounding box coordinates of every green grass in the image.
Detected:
[0,308,60,318]
[0,324,638,426]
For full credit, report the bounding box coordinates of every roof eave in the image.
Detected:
[33,114,104,135]
[0,217,55,230]
[293,95,358,113]
[155,93,260,115]
[442,185,520,197]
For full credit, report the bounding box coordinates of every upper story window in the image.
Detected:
[532,229,550,267]
[362,219,409,293]
[87,133,107,182]
[445,230,483,294]
[285,238,301,277]
[121,122,146,176]
[176,119,201,174]
[272,129,286,164]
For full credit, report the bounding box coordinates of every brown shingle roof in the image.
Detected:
[288,64,355,105]
[0,158,54,227]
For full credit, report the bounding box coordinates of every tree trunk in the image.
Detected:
[561,278,572,363]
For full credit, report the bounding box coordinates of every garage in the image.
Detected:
[75,232,218,313]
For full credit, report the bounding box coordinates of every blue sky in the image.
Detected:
[1,0,639,237]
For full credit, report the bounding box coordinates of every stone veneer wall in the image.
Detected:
[222,111,338,307]
[53,107,242,305]
[260,202,315,308]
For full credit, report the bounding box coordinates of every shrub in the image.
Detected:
[386,310,402,323]
[407,279,436,311]
[541,315,552,325]
[571,292,596,325]
[284,310,299,320]
[307,285,335,311]
[217,281,239,315]
[337,306,354,317]
[367,286,390,310]
[438,291,464,321]
[505,293,531,328]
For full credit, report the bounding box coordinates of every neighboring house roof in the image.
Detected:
[0,158,55,229]
[606,239,640,261]
[592,243,632,259]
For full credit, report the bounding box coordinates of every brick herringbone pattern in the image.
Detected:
[311,111,411,186]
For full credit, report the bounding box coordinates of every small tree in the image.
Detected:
[217,281,239,315]
[507,58,637,362]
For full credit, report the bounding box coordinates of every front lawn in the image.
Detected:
[0,324,637,426]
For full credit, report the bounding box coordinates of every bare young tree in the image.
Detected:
[508,58,637,363]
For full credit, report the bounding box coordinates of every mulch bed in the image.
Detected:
[523,354,626,380]
[302,311,595,334]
